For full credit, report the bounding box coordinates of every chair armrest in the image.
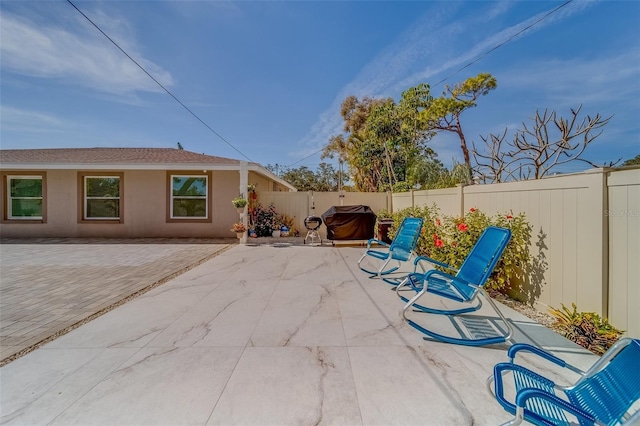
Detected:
[366,238,389,249]
[422,269,457,282]
[515,388,597,425]
[413,256,456,273]
[406,272,425,291]
[508,344,568,367]
[406,269,458,292]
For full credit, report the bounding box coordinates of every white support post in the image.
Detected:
[239,161,248,244]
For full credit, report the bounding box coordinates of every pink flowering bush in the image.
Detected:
[387,206,532,291]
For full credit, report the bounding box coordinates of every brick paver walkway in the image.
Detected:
[0,239,232,365]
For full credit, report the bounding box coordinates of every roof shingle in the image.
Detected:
[0,148,252,166]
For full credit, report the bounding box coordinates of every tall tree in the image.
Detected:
[622,155,640,166]
[269,163,344,191]
[324,84,435,192]
[323,96,391,191]
[365,83,435,190]
[418,73,497,169]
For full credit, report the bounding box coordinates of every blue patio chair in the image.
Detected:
[357,217,424,284]
[488,338,640,426]
[396,226,513,346]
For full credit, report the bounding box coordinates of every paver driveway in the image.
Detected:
[0,238,232,364]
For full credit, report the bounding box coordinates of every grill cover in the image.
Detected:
[321,205,377,241]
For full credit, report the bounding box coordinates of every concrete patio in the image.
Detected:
[0,242,596,425]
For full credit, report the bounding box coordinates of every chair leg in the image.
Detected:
[400,285,513,346]
[358,255,401,278]
[394,276,412,294]
[377,258,391,277]
[500,408,525,426]
[395,277,483,315]
[486,375,525,426]
[357,252,368,268]
[400,284,428,322]
[357,253,382,276]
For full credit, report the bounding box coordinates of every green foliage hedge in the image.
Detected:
[385,205,532,291]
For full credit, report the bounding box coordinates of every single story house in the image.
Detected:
[0,147,295,238]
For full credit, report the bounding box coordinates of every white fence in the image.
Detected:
[392,168,639,338]
[606,169,640,339]
[259,168,638,337]
[258,191,392,240]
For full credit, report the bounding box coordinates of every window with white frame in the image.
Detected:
[170,175,208,218]
[7,176,43,219]
[84,176,121,220]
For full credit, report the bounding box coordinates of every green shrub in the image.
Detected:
[550,303,623,355]
[392,182,413,193]
[387,206,532,291]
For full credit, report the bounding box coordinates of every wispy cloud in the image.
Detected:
[293,1,594,162]
[0,8,173,95]
[500,49,640,108]
[0,106,70,134]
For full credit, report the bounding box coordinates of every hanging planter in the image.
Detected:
[232,197,248,209]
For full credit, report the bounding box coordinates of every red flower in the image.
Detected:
[469,208,477,213]
[457,223,469,232]
[506,214,513,220]
[433,233,438,241]
[435,239,444,248]
[435,218,441,227]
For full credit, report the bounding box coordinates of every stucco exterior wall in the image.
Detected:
[248,171,289,192]
[1,169,243,238]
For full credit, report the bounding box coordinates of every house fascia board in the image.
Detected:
[0,162,297,191]
[0,163,242,171]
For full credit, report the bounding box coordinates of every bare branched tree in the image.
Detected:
[472,129,517,183]
[473,105,618,183]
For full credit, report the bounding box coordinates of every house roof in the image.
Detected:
[0,147,247,166]
[0,147,296,191]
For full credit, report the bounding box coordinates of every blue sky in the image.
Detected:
[1,1,639,174]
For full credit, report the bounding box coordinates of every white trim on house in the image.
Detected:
[169,174,209,219]
[6,175,43,220]
[247,165,297,192]
[0,163,297,191]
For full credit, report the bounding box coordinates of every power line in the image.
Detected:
[286,148,326,168]
[432,0,573,88]
[65,0,254,163]
[286,1,574,168]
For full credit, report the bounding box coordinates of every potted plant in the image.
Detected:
[248,184,257,199]
[232,197,248,213]
[271,215,283,237]
[231,222,246,238]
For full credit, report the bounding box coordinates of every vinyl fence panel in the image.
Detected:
[607,169,640,338]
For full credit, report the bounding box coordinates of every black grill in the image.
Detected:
[303,216,322,245]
